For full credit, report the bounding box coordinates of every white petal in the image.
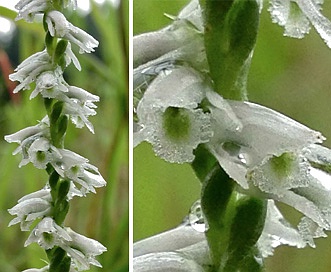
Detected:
[296,0,331,48]
[134,225,205,258]
[208,100,324,189]
[65,24,99,53]
[136,67,213,163]
[248,153,311,196]
[4,125,43,143]
[269,0,310,38]
[46,11,98,54]
[67,86,99,103]
[65,246,91,270]
[65,43,81,70]
[139,67,206,110]
[46,11,70,37]
[66,227,107,256]
[133,251,205,272]
[22,266,49,272]
[257,200,306,257]
[8,198,50,216]
[15,0,50,21]
[273,190,330,229]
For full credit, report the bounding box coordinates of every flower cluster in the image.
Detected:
[134,0,331,264]
[6,0,106,271]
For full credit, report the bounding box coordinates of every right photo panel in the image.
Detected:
[133,0,331,271]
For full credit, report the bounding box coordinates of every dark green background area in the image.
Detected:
[133,1,331,271]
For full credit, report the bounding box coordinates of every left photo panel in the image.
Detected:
[0,0,128,271]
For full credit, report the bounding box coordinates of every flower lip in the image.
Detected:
[207,96,325,189]
[135,66,213,163]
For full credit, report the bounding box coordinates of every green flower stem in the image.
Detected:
[49,101,67,148]
[189,2,265,270]
[41,5,77,272]
[47,163,71,272]
[192,147,267,271]
[47,247,71,272]
[199,164,267,271]
[201,0,260,100]
[44,89,70,272]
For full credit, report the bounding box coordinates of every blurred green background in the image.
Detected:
[0,1,128,271]
[134,1,331,271]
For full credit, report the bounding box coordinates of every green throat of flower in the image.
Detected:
[163,107,191,142]
[270,152,296,178]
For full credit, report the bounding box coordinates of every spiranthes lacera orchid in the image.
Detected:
[5,1,106,271]
[134,0,331,271]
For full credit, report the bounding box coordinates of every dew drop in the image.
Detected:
[188,200,208,232]
[162,69,172,76]
[238,153,247,165]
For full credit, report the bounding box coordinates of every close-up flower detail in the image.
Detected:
[4,0,107,271]
[8,196,52,231]
[15,0,52,22]
[30,70,68,99]
[134,66,213,163]
[134,0,331,271]
[46,10,99,54]
[24,217,106,271]
[51,149,106,194]
[9,46,81,94]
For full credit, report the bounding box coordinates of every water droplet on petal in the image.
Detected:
[188,200,208,232]
[238,153,247,165]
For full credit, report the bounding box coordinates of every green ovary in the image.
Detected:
[162,107,191,142]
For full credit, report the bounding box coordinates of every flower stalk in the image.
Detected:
[5,0,106,271]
